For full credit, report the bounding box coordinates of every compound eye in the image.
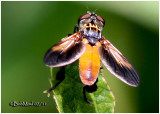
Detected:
[78,13,91,21]
[96,15,105,25]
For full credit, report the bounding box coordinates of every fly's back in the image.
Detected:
[78,11,105,45]
[83,23,101,45]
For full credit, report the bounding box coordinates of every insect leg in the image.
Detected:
[74,24,79,33]
[83,79,98,104]
[83,86,92,104]
[43,67,65,97]
[67,24,79,36]
[66,24,79,37]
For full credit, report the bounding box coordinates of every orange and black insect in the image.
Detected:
[44,11,139,103]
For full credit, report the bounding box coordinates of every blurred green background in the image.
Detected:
[2,1,159,113]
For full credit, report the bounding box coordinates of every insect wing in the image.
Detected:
[99,37,139,87]
[44,32,86,67]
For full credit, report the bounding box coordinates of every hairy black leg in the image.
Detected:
[83,79,98,104]
[48,66,65,92]
[67,24,79,36]
[83,86,92,104]
[43,67,65,97]
[74,24,79,33]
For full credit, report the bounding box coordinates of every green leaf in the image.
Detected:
[46,61,115,113]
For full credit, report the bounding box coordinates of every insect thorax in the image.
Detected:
[82,23,102,45]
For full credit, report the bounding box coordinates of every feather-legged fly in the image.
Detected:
[43,11,139,103]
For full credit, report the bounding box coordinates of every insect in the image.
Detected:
[43,11,140,103]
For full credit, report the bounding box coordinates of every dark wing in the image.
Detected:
[99,37,139,87]
[44,32,86,67]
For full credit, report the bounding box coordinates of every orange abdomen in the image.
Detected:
[79,42,101,86]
